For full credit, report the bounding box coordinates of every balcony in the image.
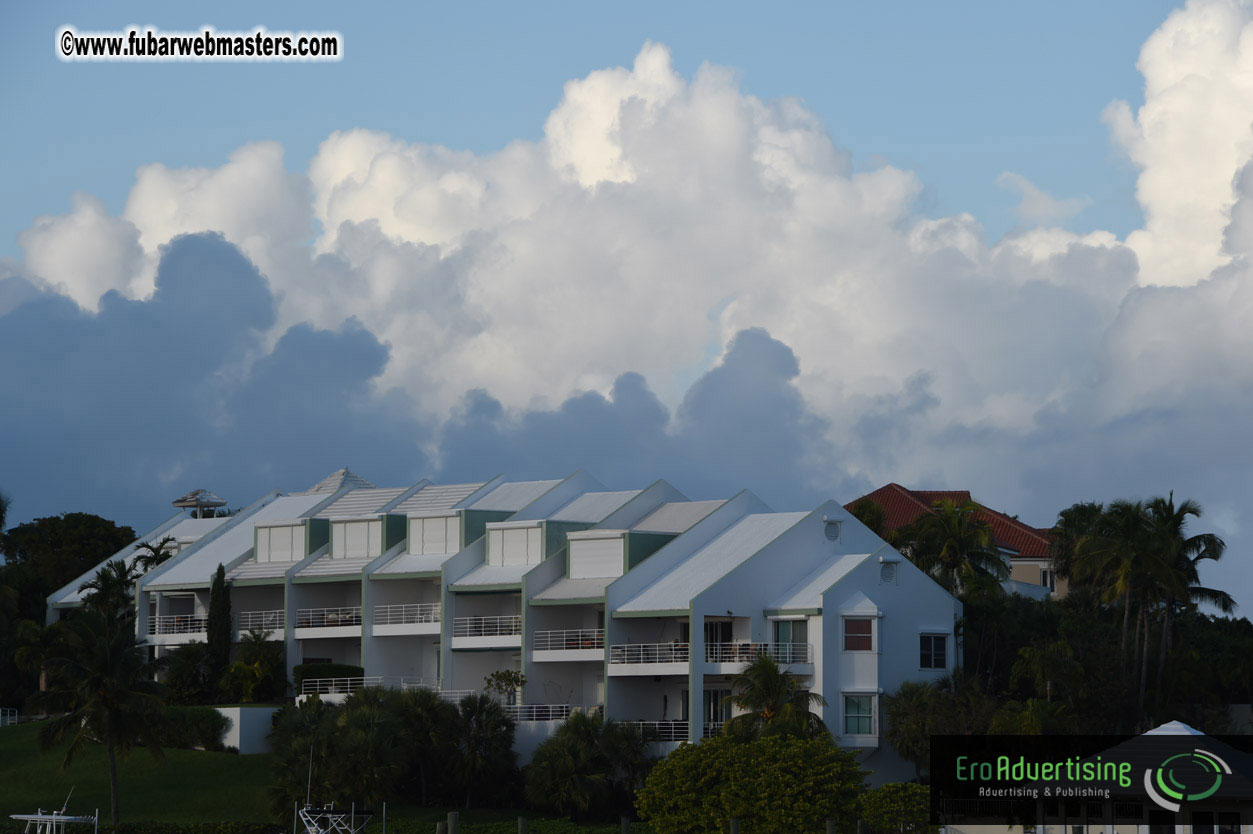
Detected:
[704,642,814,670]
[451,615,521,650]
[531,628,604,663]
[607,642,690,676]
[373,603,441,637]
[298,676,444,704]
[236,609,284,634]
[629,720,689,741]
[149,614,208,635]
[703,721,725,738]
[294,606,363,639]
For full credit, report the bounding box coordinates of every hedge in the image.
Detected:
[0,819,649,834]
[161,706,230,752]
[291,662,365,688]
[0,825,279,834]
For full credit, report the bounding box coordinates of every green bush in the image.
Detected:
[291,662,364,688]
[858,783,933,834]
[162,706,230,752]
[636,735,866,834]
[0,825,279,834]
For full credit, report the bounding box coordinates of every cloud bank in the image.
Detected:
[4,1,1253,605]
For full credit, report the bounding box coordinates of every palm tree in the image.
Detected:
[883,680,933,779]
[525,714,610,818]
[36,608,165,824]
[223,629,286,703]
[79,559,141,619]
[0,490,10,532]
[14,619,63,695]
[989,699,1069,734]
[395,686,459,804]
[1050,501,1104,582]
[165,641,217,705]
[905,500,1008,593]
[723,653,826,738]
[268,696,338,817]
[1010,641,1082,703]
[848,498,888,538]
[132,536,176,573]
[333,687,406,806]
[1145,494,1232,711]
[453,693,517,808]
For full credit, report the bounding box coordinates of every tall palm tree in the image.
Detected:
[848,498,888,539]
[223,629,286,702]
[883,680,933,779]
[1050,501,1105,582]
[395,687,459,804]
[1010,641,1082,703]
[723,653,826,738]
[905,500,1008,593]
[334,687,405,806]
[36,608,165,824]
[1145,494,1232,711]
[267,696,338,817]
[14,619,63,695]
[453,693,517,808]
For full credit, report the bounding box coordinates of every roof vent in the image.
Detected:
[823,517,841,541]
[880,562,898,584]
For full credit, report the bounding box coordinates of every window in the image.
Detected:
[844,694,874,735]
[410,515,459,555]
[332,520,382,559]
[703,689,731,723]
[1041,568,1056,592]
[843,618,873,651]
[705,620,732,644]
[920,634,947,669]
[488,526,543,566]
[256,525,303,563]
[773,619,808,645]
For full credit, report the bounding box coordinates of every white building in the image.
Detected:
[47,467,962,781]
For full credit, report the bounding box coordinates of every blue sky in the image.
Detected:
[2,0,1177,257]
[4,0,1253,610]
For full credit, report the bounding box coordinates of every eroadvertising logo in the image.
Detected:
[1144,750,1230,812]
[928,735,1251,825]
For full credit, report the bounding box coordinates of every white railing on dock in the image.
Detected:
[533,628,604,651]
[148,614,208,635]
[236,609,284,631]
[374,603,441,625]
[704,642,813,664]
[452,615,521,637]
[295,606,362,628]
[609,642,689,664]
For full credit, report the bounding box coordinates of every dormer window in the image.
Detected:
[331,519,382,559]
[487,524,543,566]
[256,524,306,563]
[410,515,459,556]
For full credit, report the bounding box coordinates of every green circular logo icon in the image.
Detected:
[1144,750,1229,812]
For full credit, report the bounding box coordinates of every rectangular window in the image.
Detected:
[1041,568,1056,592]
[843,618,873,651]
[844,694,874,735]
[920,634,947,669]
[703,689,731,723]
[774,619,808,645]
[333,520,381,559]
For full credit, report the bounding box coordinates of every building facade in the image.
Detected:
[48,468,963,781]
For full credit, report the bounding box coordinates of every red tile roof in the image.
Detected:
[845,483,1052,560]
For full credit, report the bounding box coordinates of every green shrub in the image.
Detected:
[636,735,866,834]
[0,825,280,834]
[291,662,364,688]
[162,706,230,752]
[858,783,933,834]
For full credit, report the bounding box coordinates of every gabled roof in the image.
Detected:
[550,490,642,523]
[468,480,563,512]
[631,500,726,535]
[392,482,487,515]
[314,487,408,519]
[770,552,872,612]
[616,512,808,613]
[846,483,1052,559]
[301,468,376,495]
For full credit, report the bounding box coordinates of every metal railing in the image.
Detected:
[295,606,362,628]
[631,720,689,741]
[148,614,208,635]
[609,642,689,664]
[301,675,441,695]
[452,615,521,637]
[0,708,17,727]
[704,642,813,664]
[437,689,477,702]
[504,704,572,721]
[703,721,725,738]
[374,603,441,625]
[533,628,604,651]
[236,609,284,631]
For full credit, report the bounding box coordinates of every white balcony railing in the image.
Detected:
[437,689,477,702]
[452,615,521,638]
[502,704,606,721]
[236,609,284,631]
[300,675,441,695]
[631,720,689,741]
[374,603,441,625]
[533,628,604,651]
[0,708,17,727]
[148,614,208,635]
[703,721,725,738]
[704,642,813,664]
[295,606,362,628]
[609,642,690,664]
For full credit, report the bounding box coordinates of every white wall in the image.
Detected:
[216,706,277,754]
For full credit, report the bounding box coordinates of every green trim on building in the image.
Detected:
[449,583,523,593]
[306,517,330,556]
[292,573,366,584]
[763,607,822,617]
[383,514,407,552]
[371,570,441,580]
[611,608,688,618]
[529,596,606,606]
[624,531,675,571]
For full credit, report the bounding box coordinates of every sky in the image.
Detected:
[2,1,1252,607]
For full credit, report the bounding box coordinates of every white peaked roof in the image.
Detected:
[1144,720,1205,736]
[314,487,408,519]
[373,552,452,576]
[617,512,808,613]
[302,468,376,494]
[452,563,532,587]
[531,576,613,602]
[551,490,642,523]
[147,493,328,588]
[631,500,726,534]
[392,482,487,515]
[469,480,563,512]
[770,552,872,611]
[52,516,230,605]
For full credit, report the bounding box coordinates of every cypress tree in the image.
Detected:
[206,563,232,693]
